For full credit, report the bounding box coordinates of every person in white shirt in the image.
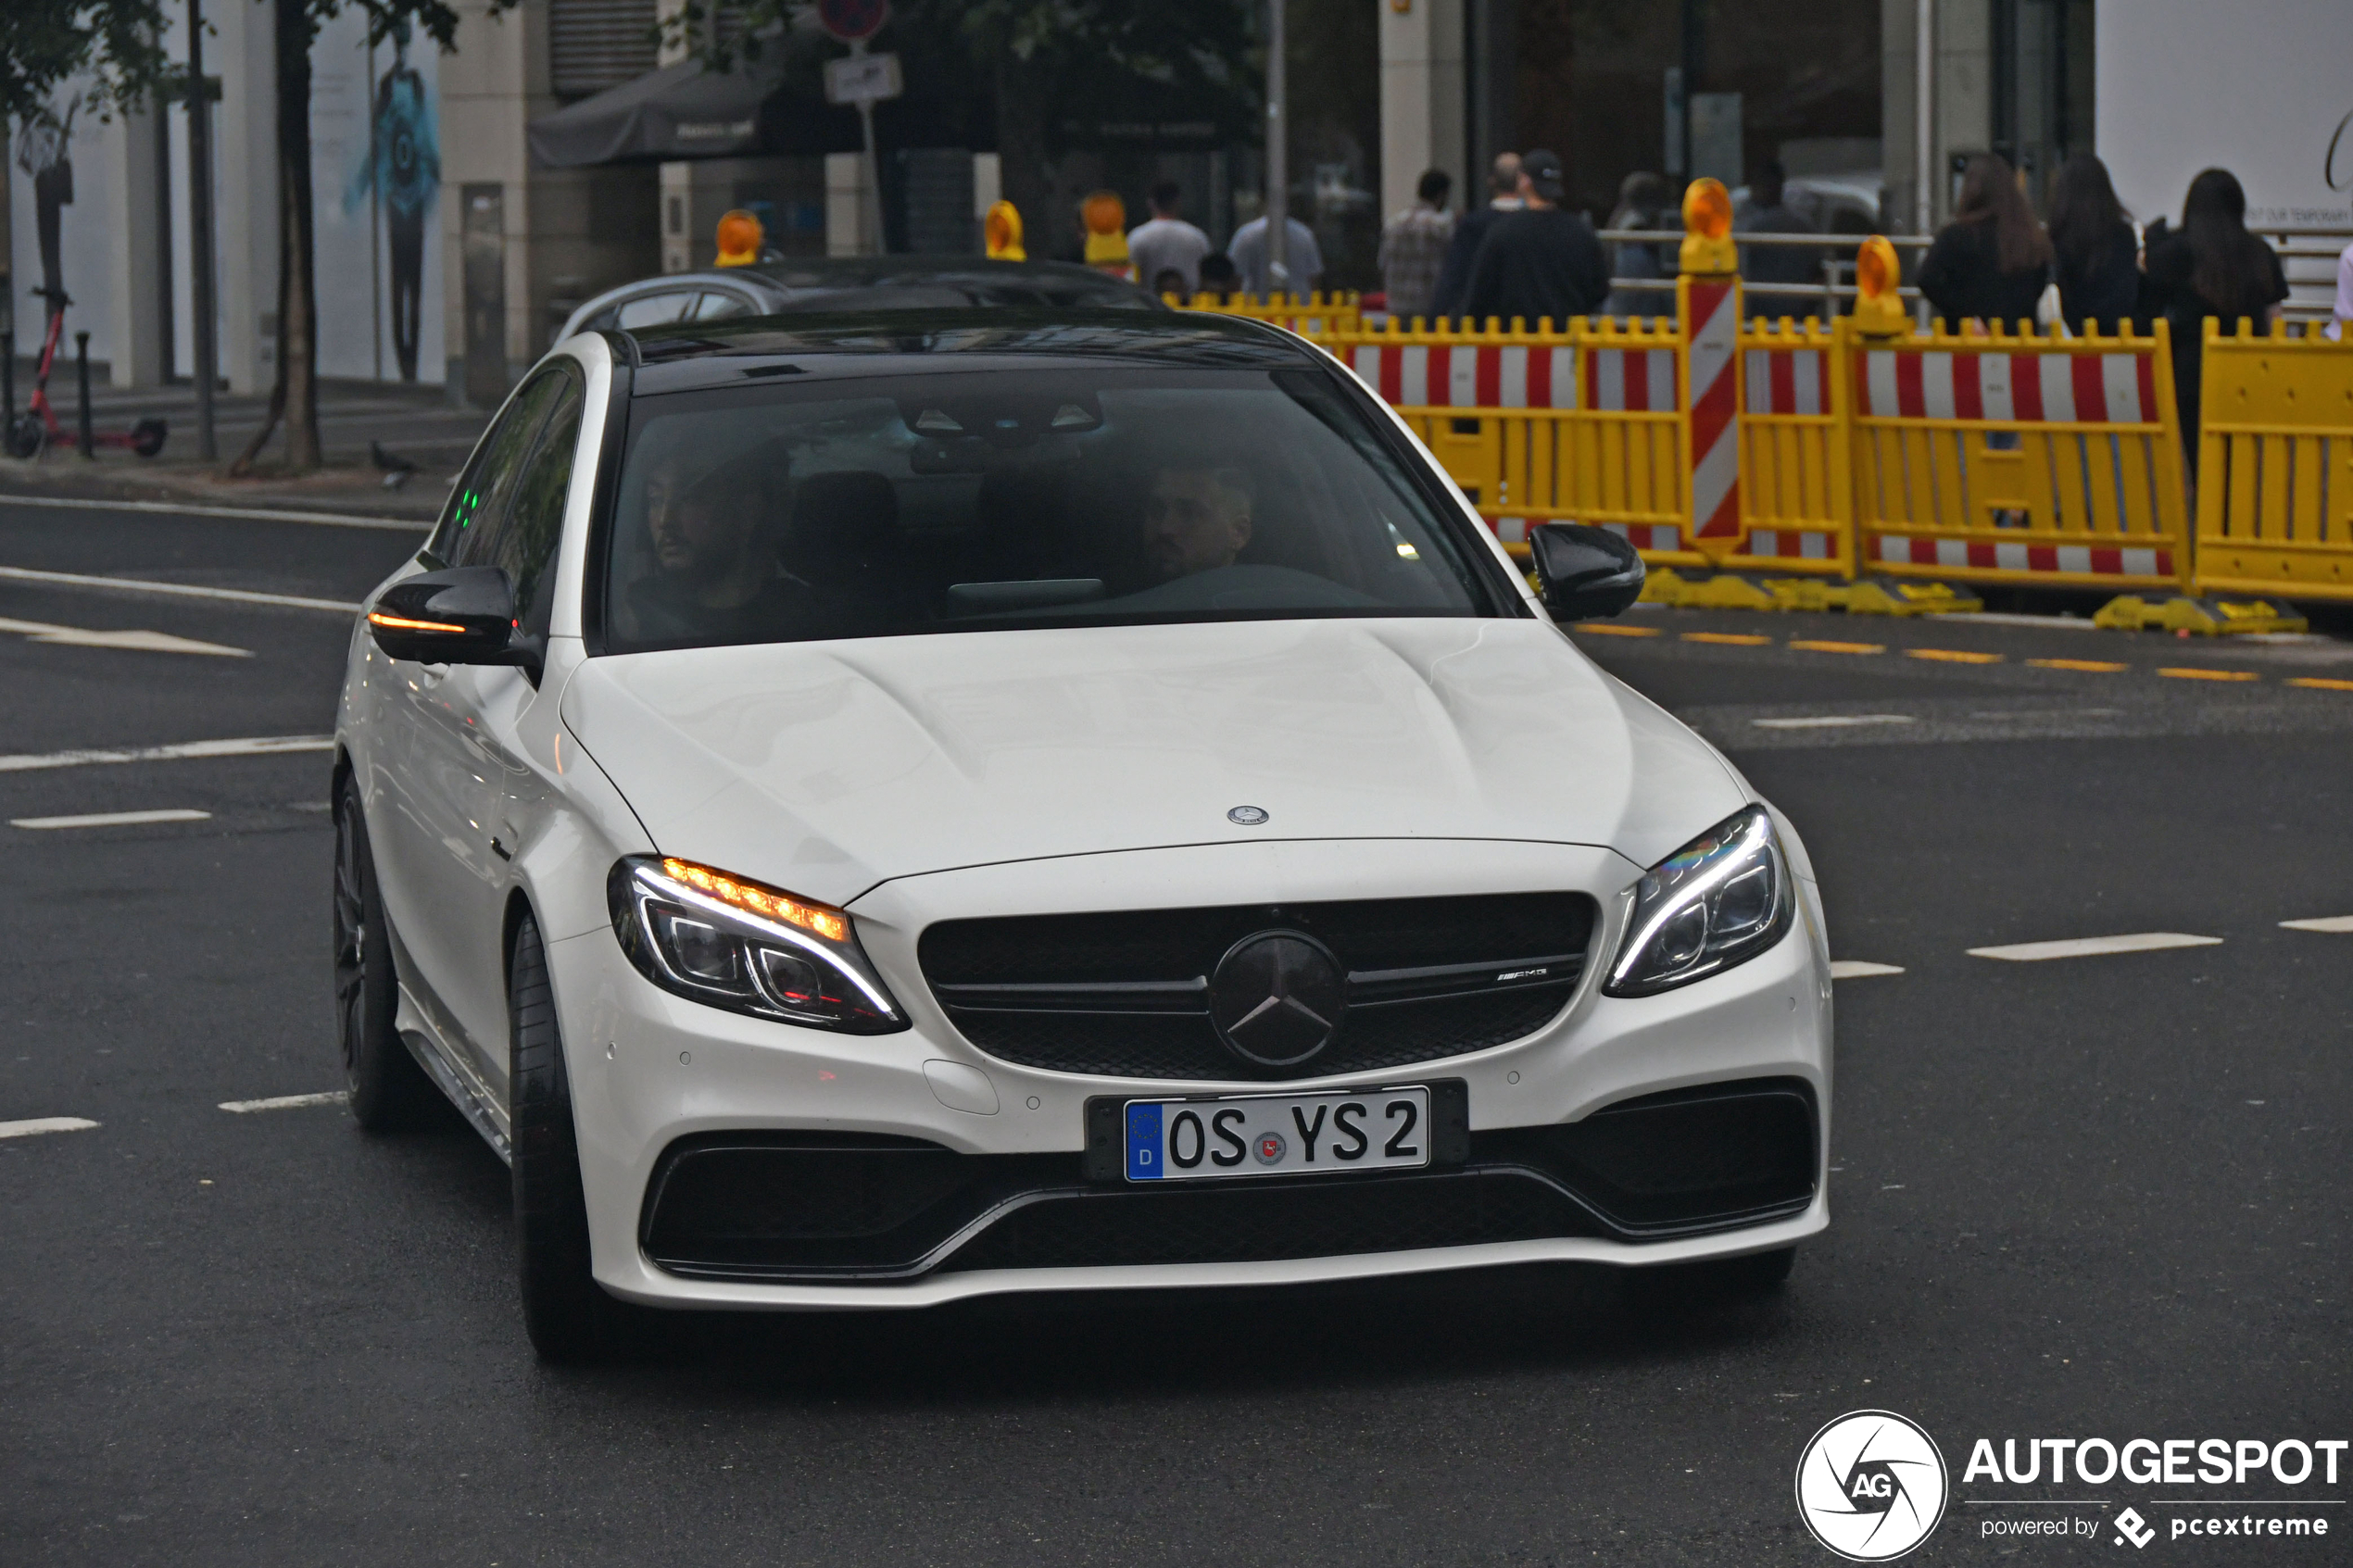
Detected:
[1126,182,1214,297]
[1228,212,1324,298]
[2332,237,2353,342]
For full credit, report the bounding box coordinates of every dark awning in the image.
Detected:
[527,58,856,168]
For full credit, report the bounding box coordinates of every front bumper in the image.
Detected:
[551,837,1833,1310]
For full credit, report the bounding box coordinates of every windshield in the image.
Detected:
[598,365,1504,652]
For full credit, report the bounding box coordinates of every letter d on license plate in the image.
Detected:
[1124,1086,1430,1182]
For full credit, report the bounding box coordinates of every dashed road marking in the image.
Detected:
[219,1091,349,1114]
[1969,932,2223,962]
[1572,622,1661,637]
[0,613,251,657]
[2285,677,2353,692]
[1788,640,1885,655]
[1682,632,1774,646]
[1830,961,1905,979]
[0,1116,100,1139]
[0,493,425,532]
[12,809,212,830]
[0,565,359,614]
[0,734,333,773]
[1907,647,2004,664]
[2158,667,2260,683]
[2279,916,2353,934]
[2027,658,2128,672]
[1751,714,1916,730]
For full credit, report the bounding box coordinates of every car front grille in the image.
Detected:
[638,1078,1817,1284]
[916,893,1597,1081]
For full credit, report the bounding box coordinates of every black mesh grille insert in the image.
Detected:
[920,893,1596,1081]
[939,1169,1602,1273]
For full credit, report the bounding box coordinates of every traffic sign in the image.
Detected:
[817,0,888,43]
[824,52,902,106]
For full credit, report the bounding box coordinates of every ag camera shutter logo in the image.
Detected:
[1794,1410,1950,1561]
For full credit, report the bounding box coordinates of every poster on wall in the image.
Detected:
[8,89,123,372]
[311,10,445,383]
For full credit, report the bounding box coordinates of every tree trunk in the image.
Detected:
[272,0,320,470]
[993,50,1052,261]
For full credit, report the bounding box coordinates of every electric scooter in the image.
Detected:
[6,288,168,459]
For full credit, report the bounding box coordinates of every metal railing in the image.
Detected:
[1596,230,1932,326]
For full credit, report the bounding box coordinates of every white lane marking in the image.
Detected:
[2280,915,2353,933]
[1830,960,1906,979]
[1969,932,2223,962]
[0,1116,100,1139]
[13,808,212,829]
[0,564,359,614]
[1751,714,1917,730]
[0,734,334,773]
[219,1090,349,1114]
[0,613,249,658]
[0,493,427,532]
[1927,611,2100,631]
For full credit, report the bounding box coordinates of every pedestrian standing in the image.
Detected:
[1917,155,2053,334]
[1378,169,1455,323]
[2045,154,2141,334]
[1228,211,1324,298]
[1603,171,1674,320]
[2143,168,2289,465]
[1734,161,1821,295]
[2328,236,2352,342]
[1126,182,1214,298]
[1430,152,1523,322]
[1459,149,1609,330]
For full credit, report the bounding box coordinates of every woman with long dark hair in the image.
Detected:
[2144,168,2288,461]
[1917,155,2053,333]
[2046,154,2140,333]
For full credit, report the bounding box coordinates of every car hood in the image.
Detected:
[560,617,1746,907]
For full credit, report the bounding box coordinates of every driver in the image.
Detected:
[629,449,803,637]
[1141,463,1253,583]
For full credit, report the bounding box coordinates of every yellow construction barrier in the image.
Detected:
[1847,320,2191,593]
[2190,321,2353,604]
[1174,292,1364,337]
[1720,317,1854,579]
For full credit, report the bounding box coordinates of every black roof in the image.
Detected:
[622,308,1322,395]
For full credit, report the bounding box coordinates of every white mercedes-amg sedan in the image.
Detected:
[333,308,1832,1361]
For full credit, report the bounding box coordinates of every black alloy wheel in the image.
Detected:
[510,910,639,1362]
[333,774,438,1130]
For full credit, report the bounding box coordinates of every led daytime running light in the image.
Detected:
[659,856,850,943]
[368,610,471,634]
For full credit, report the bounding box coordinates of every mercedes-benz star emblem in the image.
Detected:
[1209,930,1346,1067]
[1227,805,1269,826]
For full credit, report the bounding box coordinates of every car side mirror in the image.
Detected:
[367,566,536,674]
[1529,522,1645,621]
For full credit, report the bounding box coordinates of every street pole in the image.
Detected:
[187,0,220,460]
[852,41,881,257]
[1915,0,1934,236]
[1265,0,1288,296]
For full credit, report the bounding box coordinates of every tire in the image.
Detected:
[6,414,44,460]
[333,774,439,1130]
[132,417,168,458]
[1625,1245,1796,1310]
[510,910,637,1362]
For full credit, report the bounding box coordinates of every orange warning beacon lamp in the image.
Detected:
[1678,178,1737,276]
[1852,235,1909,336]
[1081,190,1131,278]
[714,208,763,268]
[985,200,1026,260]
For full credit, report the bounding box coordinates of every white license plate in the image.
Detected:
[1123,1086,1431,1182]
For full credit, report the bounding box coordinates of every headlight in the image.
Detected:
[1604,806,1794,997]
[608,856,907,1034]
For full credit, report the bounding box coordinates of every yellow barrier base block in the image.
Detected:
[1843,578,1985,618]
[1638,566,1695,606]
[2093,595,2309,636]
[1762,577,1855,613]
[1658,572,1785,612]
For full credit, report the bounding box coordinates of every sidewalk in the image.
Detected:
[0,375,487,522]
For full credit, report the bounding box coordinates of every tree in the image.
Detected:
[1,0,175,127]
[234,0,510,474]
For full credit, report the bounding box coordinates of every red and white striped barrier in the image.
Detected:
[1735,529,1841,560]
[1587,347,1678,413]
[1683,279,1743,542]
[1856,348,2159,424]
[1874,537,2173,578]
[1744,347,1830,416]
[1348,344,1578,409]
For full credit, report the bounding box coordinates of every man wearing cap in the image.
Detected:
[1460,150,1609,330]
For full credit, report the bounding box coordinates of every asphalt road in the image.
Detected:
[2,500,2346,1566]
